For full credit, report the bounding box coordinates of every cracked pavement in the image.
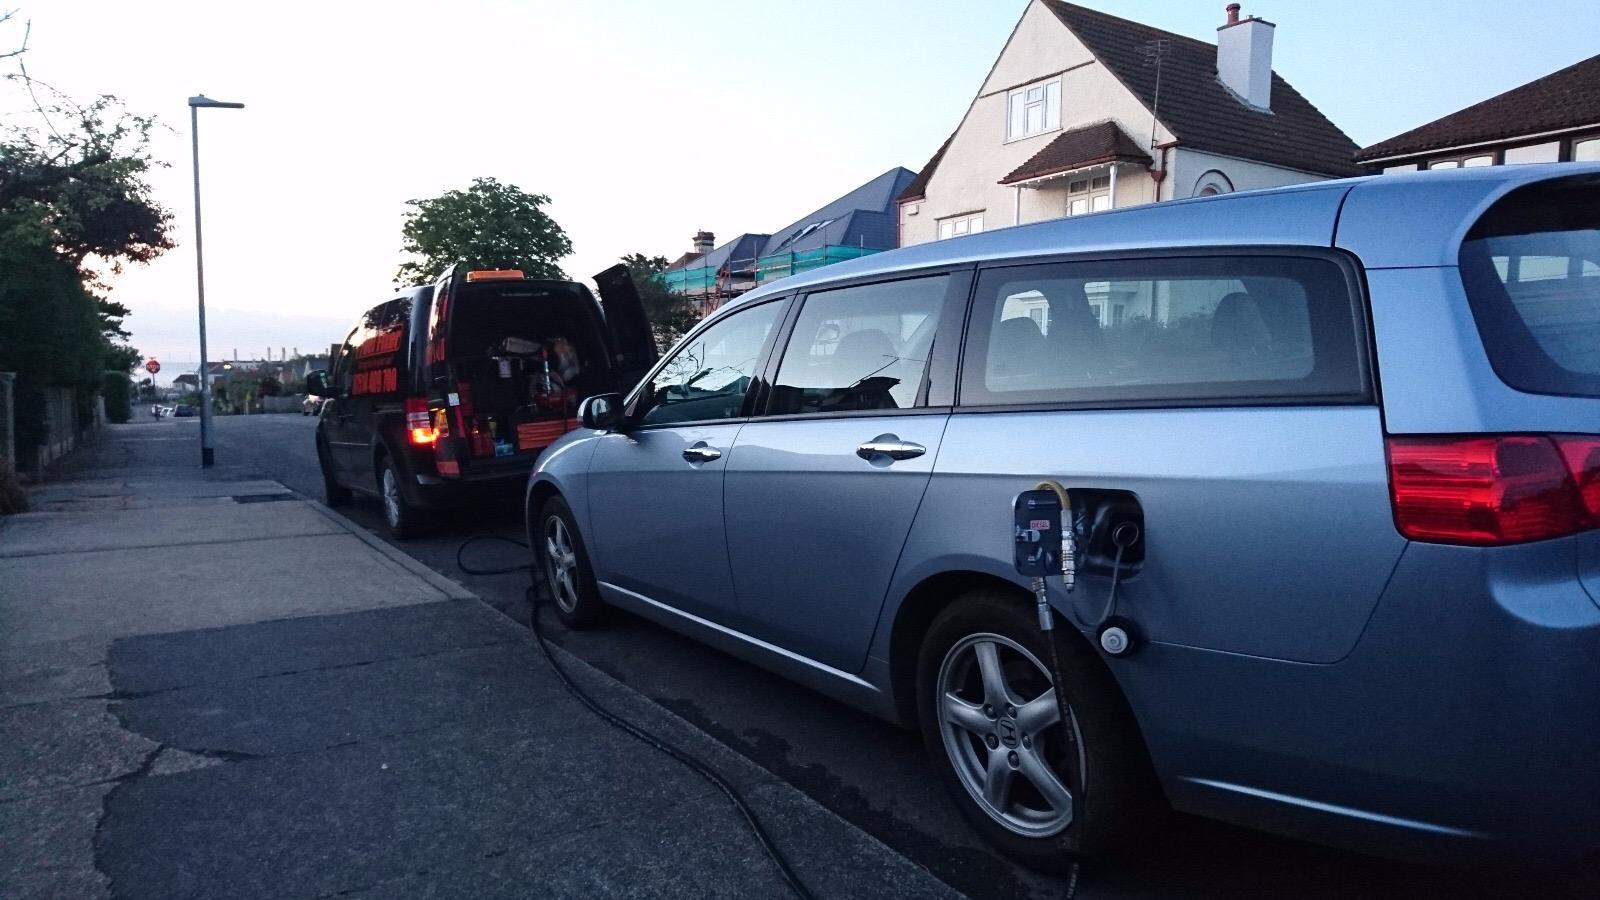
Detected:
[0,423,956,899]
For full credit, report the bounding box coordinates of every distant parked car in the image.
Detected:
[527,165,1600,872]
[172,405,195,418]
[302,394,324,416]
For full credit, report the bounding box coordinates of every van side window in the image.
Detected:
[635,301,783,426]
[332,327,359,395]
[960,255,1364,407]
[768,276,950,415]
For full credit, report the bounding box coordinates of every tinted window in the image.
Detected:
[1460,177,1600,398]
[637,301,783,426]
[332,327,359,394]
[769,276,949,415]
[960,256,1363,407]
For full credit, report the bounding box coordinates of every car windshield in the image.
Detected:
[1459,176,1600,398]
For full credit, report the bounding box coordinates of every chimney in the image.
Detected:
[692,230,714,256]
[1217,5,1275,111]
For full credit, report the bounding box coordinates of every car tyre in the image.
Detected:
[916,587,1161,872]
[376,454,421,540]
[317,438,352,508]
[535,495,606,629]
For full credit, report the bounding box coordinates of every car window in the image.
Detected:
[332,327,359,395]
[960,255,1363,407]
[768,276,950,415]
[1460,177,1600,398]
[637,301,783,426]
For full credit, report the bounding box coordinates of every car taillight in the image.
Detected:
[1555,435,1600,520]
[405,397,437,446]
[1386,434,1598,545]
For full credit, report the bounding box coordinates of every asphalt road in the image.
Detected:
[181,411,1588,899]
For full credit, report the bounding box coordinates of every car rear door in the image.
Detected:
[927,251,1401,664]
[722,270,970,672]
[594,264,660,393]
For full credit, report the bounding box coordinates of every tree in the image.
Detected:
[620,252,701,352]
[0,28,167,456]
[395,177,572,286]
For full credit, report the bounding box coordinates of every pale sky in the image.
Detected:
[10,0,1598,366]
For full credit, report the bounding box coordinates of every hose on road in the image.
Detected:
[455,534,816,900]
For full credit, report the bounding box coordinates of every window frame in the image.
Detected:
[952,247,1376,414]
[750,265,976,422]
[1005,76,1062,143]
[937,211,986,241]
[620,293,793,430]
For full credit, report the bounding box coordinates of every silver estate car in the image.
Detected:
[526,165,1600,872]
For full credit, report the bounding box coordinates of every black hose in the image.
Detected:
[455,534,815,900]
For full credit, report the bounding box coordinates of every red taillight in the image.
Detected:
[1386,434,1597,545]
[1555,435,1600,520]
[405,397,438,447]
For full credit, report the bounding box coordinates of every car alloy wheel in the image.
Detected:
[936,632,1084,838]
[544,515,580,615]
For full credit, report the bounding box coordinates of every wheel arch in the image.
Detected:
[886,570,1118,729]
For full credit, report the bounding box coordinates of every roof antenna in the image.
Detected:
[1143,39,1171,184]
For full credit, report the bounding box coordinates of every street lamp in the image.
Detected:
[188,94,244,467]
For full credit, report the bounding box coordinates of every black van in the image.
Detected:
[308,264,655,537]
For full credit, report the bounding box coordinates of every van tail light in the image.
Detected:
[1386,434,1599,545]
[405,397,438,446]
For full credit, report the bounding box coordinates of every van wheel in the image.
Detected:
[377,455,420,540]
[317,439,352,508]
[916,588,1160,872]
[536,496,605,629]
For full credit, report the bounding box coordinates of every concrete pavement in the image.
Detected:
[1,422,957,899]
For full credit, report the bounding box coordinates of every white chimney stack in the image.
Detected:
[1217,4,1275,111]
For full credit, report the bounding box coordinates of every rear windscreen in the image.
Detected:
[1460,176,1600,398]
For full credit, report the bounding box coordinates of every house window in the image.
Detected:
[938,212,985,240]
[1429,154,1495,169]
[1007,78,1061,141]
[1066,176,1111,216]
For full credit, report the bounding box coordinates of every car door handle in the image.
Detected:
[682,443,722,463]
[855,439,927,461]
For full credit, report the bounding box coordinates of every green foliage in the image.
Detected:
[0,74,167,454]
[101,371,131,423]
[621,252,701,352]
[395,177,572,286]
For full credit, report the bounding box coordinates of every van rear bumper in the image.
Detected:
[405,457,536,507]
[1119,535,1600,866]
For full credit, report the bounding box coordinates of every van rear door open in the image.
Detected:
[593,263,659,390]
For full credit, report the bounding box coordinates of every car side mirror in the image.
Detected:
[306,370,332,397]
[579,393,623,431]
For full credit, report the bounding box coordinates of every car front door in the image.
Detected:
[322,325,366,479]
[585,298,787,622]
[723,272,970,672]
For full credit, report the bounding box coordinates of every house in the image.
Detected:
[1355,53,1600,173]
[897,2,1361,246]
[663,168,915,308]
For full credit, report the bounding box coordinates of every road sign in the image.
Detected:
[145,359,161,375]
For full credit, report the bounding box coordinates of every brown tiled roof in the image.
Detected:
[897,132,953,203]
[1355,53,1600,163]
[1000,121,1151,184]
[1042,1,1361,178]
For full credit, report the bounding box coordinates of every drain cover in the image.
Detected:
[231,493,296,504]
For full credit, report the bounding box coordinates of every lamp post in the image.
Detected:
[188,94,244,467]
